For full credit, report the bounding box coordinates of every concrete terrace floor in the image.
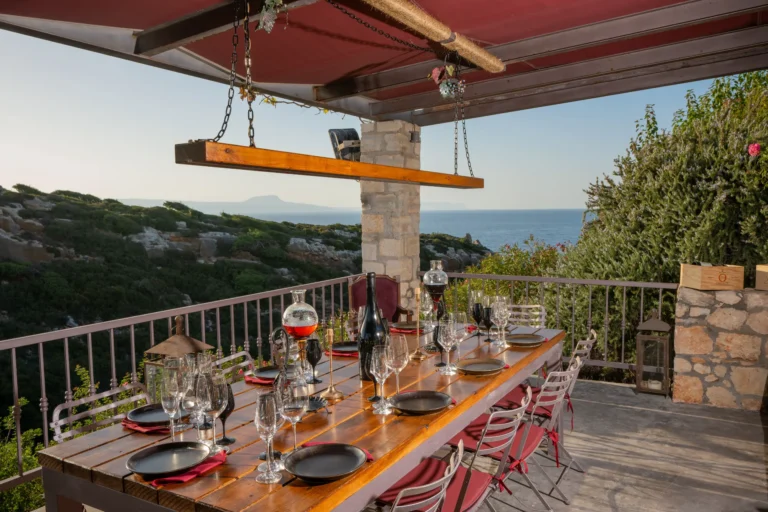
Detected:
[491,380,768,512]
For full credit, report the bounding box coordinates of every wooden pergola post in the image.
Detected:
[360,120,421,312]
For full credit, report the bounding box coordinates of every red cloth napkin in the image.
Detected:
[390,328,424,334]
[148,451,227,487]
[121,419,169,434]
[324,350,359,358]
[303,441,374,461]
[466,325,478,333]
[451,398,457,405]
[244,375,274,385]
[504,364,510,369]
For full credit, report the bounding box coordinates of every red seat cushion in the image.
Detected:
[447,413,546,463]
[378,457,493,512]
[495,385,552,417]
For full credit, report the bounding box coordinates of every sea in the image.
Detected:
[252,209,585,251]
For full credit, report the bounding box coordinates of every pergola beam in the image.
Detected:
[134,0,319,57]
[405,47,768,126]
[314,0,768,101]
[371,26,768,117]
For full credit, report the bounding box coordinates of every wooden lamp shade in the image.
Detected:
[145,315,214,358]
[175,141,484,189]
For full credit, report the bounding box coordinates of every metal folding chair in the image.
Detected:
[376,440,464,512]
[213,350,255,382]
[50,382,149,443]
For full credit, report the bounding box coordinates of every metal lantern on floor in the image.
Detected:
[635,309,671,396]
[144,315,213,402]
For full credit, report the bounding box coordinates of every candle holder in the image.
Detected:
[320,328,344,400]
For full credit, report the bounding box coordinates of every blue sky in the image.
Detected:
[0,30,715,210]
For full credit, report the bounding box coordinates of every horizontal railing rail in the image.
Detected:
[0,274,360,494]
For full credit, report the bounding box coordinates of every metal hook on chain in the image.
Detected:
[208,0,241,142]
[243,0,256,148]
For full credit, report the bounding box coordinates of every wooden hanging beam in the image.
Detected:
[175,141,484,189]
[134,0,319,57]
[357,0,504,74]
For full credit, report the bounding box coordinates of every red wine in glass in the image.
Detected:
[284,323,318,340]
[425,283,447,304]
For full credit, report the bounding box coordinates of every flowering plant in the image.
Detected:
[748,143,761,157]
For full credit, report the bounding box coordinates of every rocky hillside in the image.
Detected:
[0,184,488,339]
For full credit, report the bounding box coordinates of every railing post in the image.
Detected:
[38,343,49,447]
[11,348,23,476]
[621,286,627,364]
[130,324,137,384]
[604,286,610,362]
[216,308,223,358]
[87,333,96,395]
[243,302,250,353]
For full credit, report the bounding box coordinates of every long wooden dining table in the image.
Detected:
[39,327,565,512]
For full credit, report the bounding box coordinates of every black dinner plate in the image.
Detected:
[284,443,366,484]
[457,358,506,376]
[307,396,328,413]
[126,441,210,478]
[389,390,452,415]
[253,365,295,380]
[506,333,545,347]
[392,321,418,330]
[330,342,359,353]
[126,404,190,427]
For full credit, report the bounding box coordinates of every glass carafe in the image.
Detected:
[423,260,448,308]
[282,290,319,341]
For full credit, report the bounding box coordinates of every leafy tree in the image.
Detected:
[0,399,44,511]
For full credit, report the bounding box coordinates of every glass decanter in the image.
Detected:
[282,290,319,379]
[423,260,448,308]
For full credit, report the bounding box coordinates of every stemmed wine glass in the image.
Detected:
[196,370,228,453]
[277,375,309,454]
[456,312,469,362]
[305,336,323,384]
[370,345,393,415]
[160,368,181,441]
[491,300,510,347]
[437,319,459,376]
[386,335,409,395]
[470,290,484,337]
[254,392,284,484]
[216,383,236,446]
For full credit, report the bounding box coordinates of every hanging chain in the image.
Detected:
[210,0,240,142]
[243,0,256,147]
[325,0,434,53]
[451,54,474,177]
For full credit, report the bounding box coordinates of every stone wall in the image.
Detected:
[359,120,421,312]
[674,287,768,411]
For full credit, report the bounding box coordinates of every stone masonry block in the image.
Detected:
[674,357,692,373]
[745,290,768,310]
[707,307,747,331]
[679,287,715,307]
[674,325,713,355]
[706,387,738,408]
[379,238,402,258]
[361,214,384,234]
[361,122,376,133]
[730,366,768,396]
[673,375,703,404]
[363,261,385,275]
[375,120,409,132]
[716,291,742,305]
[746,311,768,334]
[362,242,377,262]
[374,154,406,167]
[715,332,761,361]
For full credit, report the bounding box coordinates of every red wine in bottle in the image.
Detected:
[284,324,318,339]
[425,283,447,302]
[357,273,386,381]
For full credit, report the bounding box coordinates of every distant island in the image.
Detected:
[120,195,467,214]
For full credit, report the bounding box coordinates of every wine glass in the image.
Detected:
[209,370,229,452]
[357,306,366,339]
[370,346,392,415]
[216,383,236,446]
[182,372,201,427]
[305,337,323,384]
[160,369,181,441]
[481,306,494,342]
[278,376,309,454]
[456,312,469,362]
[436,320,458,376]
[386,335,409,395]
[491,301,510,347]
[254,392,284,484]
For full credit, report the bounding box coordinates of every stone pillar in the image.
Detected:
[673,287,768,411]
[360,120,421,312]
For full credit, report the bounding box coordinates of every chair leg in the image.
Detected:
[559,445,585,473]
[530,456,569,505]
[485,498,499,512]
[520,469,554,512]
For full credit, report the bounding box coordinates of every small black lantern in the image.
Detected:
[635,309,671,396]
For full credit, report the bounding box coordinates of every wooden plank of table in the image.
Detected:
[37,423,135,472]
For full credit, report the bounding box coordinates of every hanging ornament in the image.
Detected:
[259,0,285,33]
[428,64,464,99]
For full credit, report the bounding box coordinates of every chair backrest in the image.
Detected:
[348,274,401,322]
[50,382,149,443]
[213,350,255,382]
[390,440,465,512]
[508,304,546,328]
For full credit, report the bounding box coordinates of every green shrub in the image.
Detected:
[12,184,43,196]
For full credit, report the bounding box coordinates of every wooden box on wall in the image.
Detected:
[680,264,744,291]
[756,265,768,291]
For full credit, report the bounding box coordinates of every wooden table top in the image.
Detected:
[39,327,565,512]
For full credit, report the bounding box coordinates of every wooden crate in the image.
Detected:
[756,265,768,291]
[680,264,744,291]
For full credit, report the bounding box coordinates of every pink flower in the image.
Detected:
[430,67,443,85]
[748,143,761,157]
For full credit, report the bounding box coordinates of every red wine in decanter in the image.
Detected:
[284,324,318,339]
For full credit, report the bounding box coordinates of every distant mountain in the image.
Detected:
[121,196,467,214]
[121,195,338,214]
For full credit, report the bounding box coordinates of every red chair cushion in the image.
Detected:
[377,457,493,512]
[495,385,552,417]
[447,413,546,463]
[349,275,403,322]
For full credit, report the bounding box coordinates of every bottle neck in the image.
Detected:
[365,274,378,310]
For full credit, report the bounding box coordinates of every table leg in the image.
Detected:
[44,470,83,512]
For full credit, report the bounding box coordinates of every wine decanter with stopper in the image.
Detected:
[423,260,448,367]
